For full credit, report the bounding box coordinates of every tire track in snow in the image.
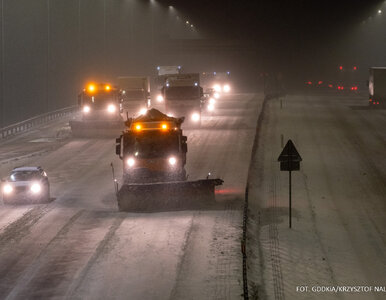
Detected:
[4,209,85,300]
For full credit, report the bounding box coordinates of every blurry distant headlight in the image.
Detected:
[3,184,13,194]
[156,95,164,102]
[214,92,220,99]
[107,104,116,113]
[213,84,221,92]
[139,108,147,115]
[168,157,177,165]
[191,112,200,122]
[209,98,215,104]
[126,157,135,167]
[223,84,230,93]
[30,183,41,194]
[207,103,214,111]
[83,105,90,113]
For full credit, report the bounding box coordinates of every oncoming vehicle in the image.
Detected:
[115,108,223,211]
[69,82,125,137]
[1,167,50,204]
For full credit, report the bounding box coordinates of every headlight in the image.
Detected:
[169,157,177,165]
[30,183,41,194]
[209,98,215,104]
[207,104,214,111]
[83,105,90,113]
[126,157,135,167]
[3,184,13,194]
[191,112,200,122]
[107,104,116,113]
[213,84,221,92]
[214,92,220,99]
[223,84,230,93]
[139,108,147,115]
[156,95,164,102]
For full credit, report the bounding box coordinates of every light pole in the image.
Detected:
[0,0,4,128]
[46,0,50,112]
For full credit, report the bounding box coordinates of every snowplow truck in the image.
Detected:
[70,83,125,137]
[117,76,150,115]
[115,108,223,212]
[161,73,203,127]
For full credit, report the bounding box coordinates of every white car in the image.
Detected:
[1,166,50,204]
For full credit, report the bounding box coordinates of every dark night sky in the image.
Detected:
[163,0,383,40]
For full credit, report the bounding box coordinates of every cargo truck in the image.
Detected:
[369,67,386,107]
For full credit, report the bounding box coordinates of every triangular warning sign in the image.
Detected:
[278,139,302,162]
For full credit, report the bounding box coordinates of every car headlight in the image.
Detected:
[3,184,13,194]
[207,104,214,111]
[209,98,215,104]
[213,84,221,92]
[83,105,90,113]
[126,157,135,167]
[156,95,164,102]
[223,84,230,93]
[191,112,200,122]
[139,108,147,115]
[168,157,177,165]
[214,92,220,99]
[107,104,116,113]
[30,183,41,194]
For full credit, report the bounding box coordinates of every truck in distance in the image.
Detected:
[69,82,125,137]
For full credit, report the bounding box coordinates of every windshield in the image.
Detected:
[83,92,118,108]
[164,86,201,100]
[9,171,41,182]
[126,132,179,158]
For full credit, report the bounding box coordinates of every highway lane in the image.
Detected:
[248,93,386,300]
[0,93,263,299]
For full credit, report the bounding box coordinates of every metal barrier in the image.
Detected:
[0,106,79,140]
[242,95,269,300]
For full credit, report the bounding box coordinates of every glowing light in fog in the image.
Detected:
[213,84,221,92]
[127,157,135,167]
[223,84,230,93]
[107,104,116,113]
[83,105,90,113]
[191,113,200,122]
[207,104,214,111]
[156,95,164,102]
[169,157,177,165]
[139,108,147,115]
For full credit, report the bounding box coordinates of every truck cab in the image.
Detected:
[116,109,187,183]
[78,83,123,121]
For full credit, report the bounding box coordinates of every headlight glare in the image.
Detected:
[191,112,200,122]
[223,84,230,93]
[30,183,41,194]
[127,157,135,167]
[107,104,116,113]
[83,105,90,113]
[156,95,164,102]
[169,157,177,165]
[3,184,13,194]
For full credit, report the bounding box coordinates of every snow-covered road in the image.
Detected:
[0,93,263,299]
[248,94,386,300]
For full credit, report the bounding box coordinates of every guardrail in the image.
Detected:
[0,106,79,140]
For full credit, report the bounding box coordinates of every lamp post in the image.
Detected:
[0,0,4,128]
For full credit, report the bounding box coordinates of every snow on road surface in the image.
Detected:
[0,93,263,299]
[248,94,386,300]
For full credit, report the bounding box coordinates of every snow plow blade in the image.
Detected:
[117,178,224,212]
[70,120,124,138]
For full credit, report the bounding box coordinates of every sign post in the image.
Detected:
[278,139,302,228]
